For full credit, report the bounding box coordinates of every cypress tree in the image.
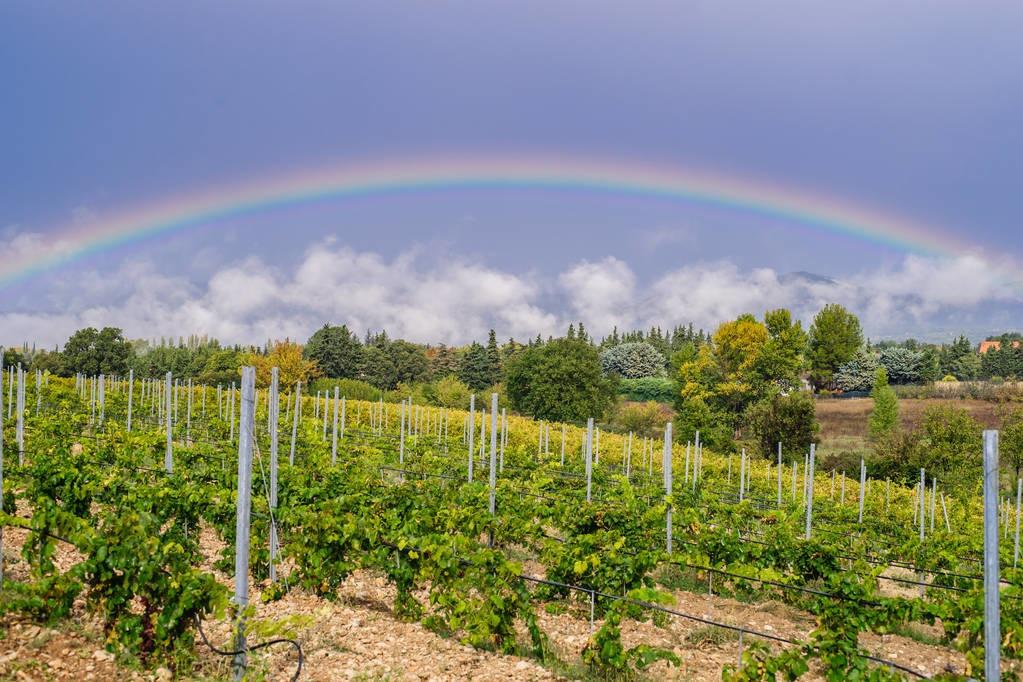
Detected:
[869,367,899,439]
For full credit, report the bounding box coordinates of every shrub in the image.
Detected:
[618,377,676,403]
[432,375,473,408]
[674,395,734,451]
[611,401,666,437]
[309,377,382,401]
[871,404,983,490]
[743,391,820,459]
[871,430,926,486]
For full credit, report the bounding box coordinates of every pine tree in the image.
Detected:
[458,342,492,390]
[486,329,502,383]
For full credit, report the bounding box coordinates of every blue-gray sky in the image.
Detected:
[3,2,1022,346]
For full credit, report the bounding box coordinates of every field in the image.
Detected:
[816,398,1002,439]
[814,398,1003,468]
[2,374,1022,681]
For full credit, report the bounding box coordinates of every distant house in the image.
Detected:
[980,340,1022,354]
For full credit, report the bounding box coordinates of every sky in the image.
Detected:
[2,2,1022,348]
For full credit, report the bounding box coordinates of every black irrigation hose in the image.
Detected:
[194,615,303,682]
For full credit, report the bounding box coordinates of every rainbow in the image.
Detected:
[0,156,984,288]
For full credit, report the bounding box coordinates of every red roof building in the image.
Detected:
[980,340,1022,354]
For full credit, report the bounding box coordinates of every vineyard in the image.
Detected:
[2,369,1022,681]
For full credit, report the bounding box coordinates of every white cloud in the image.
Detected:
[0,236,1020,348]
[0,242,560,347]
[559,257,637,332]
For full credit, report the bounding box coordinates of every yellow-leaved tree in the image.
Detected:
[248,339,320,389]
[711,314,770,416]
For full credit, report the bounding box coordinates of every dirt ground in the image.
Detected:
[1,522,999,681]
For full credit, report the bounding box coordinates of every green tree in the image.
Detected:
[500,338,524,367]
[360,345,396,389]
[743,391,819,460]
[388,340,429,386]
[486,329,502,384]
[355,336,429,389]
[939,335,973,378]
[28,349,65,375]
[756,308,807,391]
[835,350,879,392]
[63,327,132,376]
[807,304,863,390]
[951,352,981,381]
[434,375,473,408]
[505,337,616,421]
[458,342,493,391]
[3,347,25,368]
[197,349,243,386]
[918,346,942,382]
[878,347,922,385]
[668,342,699,377]
[919,404,983,490]
[868,367,898,439]
[673,395,733,451]
[304,324,363,379]
[427,344,460,380]
[599,342,666,378]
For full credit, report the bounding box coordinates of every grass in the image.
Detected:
[814,397,1004,472]
[654,564,707,593]
[890,622,945,647]
[815,398,1000,440]
[686,625,739,646]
